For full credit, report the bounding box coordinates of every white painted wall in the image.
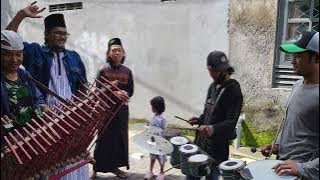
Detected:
[1,0,229,125]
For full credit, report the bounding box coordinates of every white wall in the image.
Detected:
[228,0,290,131]
[1,0,229,125]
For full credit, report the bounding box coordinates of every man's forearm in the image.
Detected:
[297,158,319,180]
[6,10,26,32]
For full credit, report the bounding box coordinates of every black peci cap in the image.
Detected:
[108,38,122,49]
[44,14,66,30]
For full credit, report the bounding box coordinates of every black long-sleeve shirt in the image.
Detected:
[197,79,243,164]
[200,79,243,139]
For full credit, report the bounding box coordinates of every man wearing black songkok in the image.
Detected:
[6,2,89,180]
[92,37,134,179]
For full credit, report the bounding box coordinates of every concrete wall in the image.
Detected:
[228,0,291,131]
[1,0,229,125]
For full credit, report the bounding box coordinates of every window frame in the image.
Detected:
[272,0,319,88]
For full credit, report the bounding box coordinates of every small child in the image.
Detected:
[144,96,167,180]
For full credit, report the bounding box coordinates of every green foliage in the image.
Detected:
[129,118,148,125]
[240,100,280,148]
[129,115,277,148]
[241,120,276,148]
[129,119,196,140]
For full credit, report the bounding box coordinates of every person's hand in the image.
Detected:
[261,144,279,157]
[111,80,119,86]
[20,1,46,18]
[115,90,129,103]
[34,104,50,116]
[187,117,200,126]
[272,160,298,176]
[197,125,213,137]
[40,104,50,113]
[1,115,13,125]
[1,115,14,130]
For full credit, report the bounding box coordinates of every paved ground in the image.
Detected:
[88,127,264,180]
[89,129,186,180]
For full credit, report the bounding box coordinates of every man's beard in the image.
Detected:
[215,72,227,84]
[51,45,65,52]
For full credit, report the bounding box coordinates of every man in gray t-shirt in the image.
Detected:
[262,31,319,180]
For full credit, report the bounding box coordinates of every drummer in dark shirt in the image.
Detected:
[187,51,243,180]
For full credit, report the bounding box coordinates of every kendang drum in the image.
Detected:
[179,144,199,175]
[188,154,211,177]
[244,160,298,180]
[219,159,246,180]
[169,136,189,168]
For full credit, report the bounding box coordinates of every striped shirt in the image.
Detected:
[46,52,73,108]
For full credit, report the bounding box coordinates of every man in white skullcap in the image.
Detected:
[5,2,89,179]
[1,30,47,133]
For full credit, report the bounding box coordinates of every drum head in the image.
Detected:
[219,159,245,171]
[179,144,199,154]
[188,154,208,163]
[245,160,297,180]
[170,136,189,145]
[163,128,181,138]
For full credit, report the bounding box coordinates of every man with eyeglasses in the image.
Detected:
[6,2,87,108]
[5,1,88,180]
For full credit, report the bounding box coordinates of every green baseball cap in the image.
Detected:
[280,31,319,53]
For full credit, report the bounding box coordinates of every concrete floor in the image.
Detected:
[87,127,265,180]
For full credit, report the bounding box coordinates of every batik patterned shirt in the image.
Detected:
[5,78,33,126]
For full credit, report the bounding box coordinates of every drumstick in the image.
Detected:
[174,116,189,123]
[164,162,186,173]
[167,126,198,131]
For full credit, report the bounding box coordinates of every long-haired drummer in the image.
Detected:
[187,51,243,180]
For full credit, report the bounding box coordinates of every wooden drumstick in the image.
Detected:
[164,162,187,173]
[167,126,198,131]
[174,116,189,123]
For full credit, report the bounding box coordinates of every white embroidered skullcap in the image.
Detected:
[1,30,24,51]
